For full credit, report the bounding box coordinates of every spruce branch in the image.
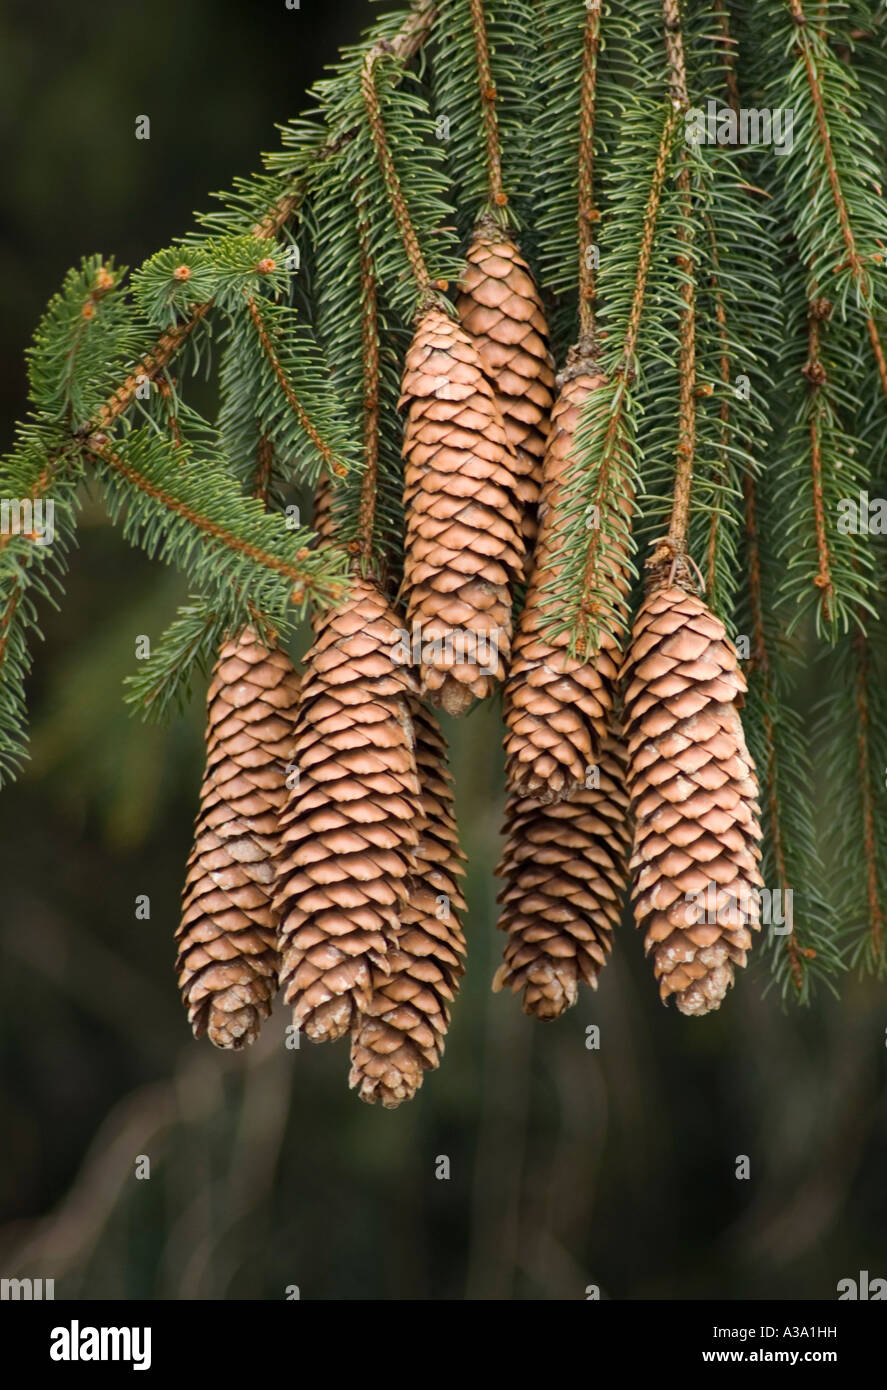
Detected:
[468,0,507,212]
[356,188,381,565]
[577,0,602,347]
[657,0,697,573]
[243,292,351,479]
[545,104,679,653]
[87,428,345,609]
[361,40,444,308]
[741,474,838,1003]
[787,0,887,402]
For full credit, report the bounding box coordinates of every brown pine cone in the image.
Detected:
[493,735,630,1020]
[456,227,555,559]
[400,306,524,715]
[274,578,422,1042]
[176,626,301,1049]
[503,367,623,802]
[349,700,467,1107]
[621,584,763,1016]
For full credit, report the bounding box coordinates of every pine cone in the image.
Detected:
[400,306,524,715]
[176,626,300,1049]
[493,735,629,1020]
[456,227,555,559]
[503,368,623,802]
[621,584,763,1016]
[350,701,467,1107]
[274,578,421,1042]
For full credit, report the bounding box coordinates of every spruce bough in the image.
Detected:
[2,0,886,1102]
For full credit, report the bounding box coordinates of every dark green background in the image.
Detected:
[0,0,885,1300]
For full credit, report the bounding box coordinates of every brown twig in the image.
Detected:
[703,0,739,599]
[788,0,887,403]
[244,293,348,478]
[469,0,506,212]
[802,297,834,619]
[363,46,433,300]
[86,434,315,598]
[356,189,380,563]
[657,0,697,569]
[572,107,677,650]
[577,1,602,347]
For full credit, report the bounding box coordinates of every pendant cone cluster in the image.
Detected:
[176,236,765,1103]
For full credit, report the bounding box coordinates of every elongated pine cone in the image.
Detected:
[350,701,467,1107]
[400,307,524,715]
[177,626,301,1049]
[503,367,624,802]
[621,585,763,1016]
[456,227,555,559]
[274,578,421,1042]
[493,735,630,1020]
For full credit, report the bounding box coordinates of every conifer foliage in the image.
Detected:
[3,1,887,1103]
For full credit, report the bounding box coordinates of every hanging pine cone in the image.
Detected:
[493,733,629,1020]
[503,364,624,802]
[349,700,467,1107]
[621,583,763,1016]
[400,306,524,715]
[456,226,555,559]
[274,577,422,1042]
[176,626,301,1049]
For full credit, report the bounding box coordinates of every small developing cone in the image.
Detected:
[349,701,467,1107]
[503,365,625,802]
[456,227,555,561]
[176,627,301,1049]
[400,307,524,715]
[621,584,763,1016]
[274,578,421,1042]
[493,734,629,1020]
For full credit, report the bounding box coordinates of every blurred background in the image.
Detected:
[1,0,885,1301]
